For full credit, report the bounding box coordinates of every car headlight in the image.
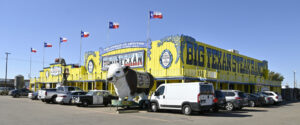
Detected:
[75,98,80,103]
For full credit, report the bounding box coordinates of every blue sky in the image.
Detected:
[0,0,299,87]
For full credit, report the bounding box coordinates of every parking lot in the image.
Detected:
[0,96,299,125]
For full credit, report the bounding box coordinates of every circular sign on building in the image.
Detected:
[88,60,94,73]
[160,49,173,69]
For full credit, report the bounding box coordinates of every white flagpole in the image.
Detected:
[43,43,45,68]
[30,49,32,79]
[106,23,110,90]
[146,11,150,72]
[59,38,61,59]
[80,34,82,66]
[79,31,83,85]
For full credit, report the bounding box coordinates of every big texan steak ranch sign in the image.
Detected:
[102,51,144,70]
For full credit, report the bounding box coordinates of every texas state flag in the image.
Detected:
[109,22,119,29]
[31,48,37,53]
[81,31,90,38]
[60,37,67,43]
[44,42,52,47]
[150,11,163,19]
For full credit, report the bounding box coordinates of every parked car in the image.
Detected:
[150,82,214,115]
[211,90,226,112]
[73,90,118,107]
[245,93,265,107]
[221,90,248,111]
[0,87,14,95]
[39,88,57,103]
[257,92,275,105]
[256,92,273,105]
[56,91,87,104]
[28,92,38,100]
[9,88,32,98]
[260,91,283,104]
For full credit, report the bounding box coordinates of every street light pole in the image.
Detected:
[4,52,11,88]
[294,71,296,88]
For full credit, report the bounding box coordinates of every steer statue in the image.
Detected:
[107,63,154,102]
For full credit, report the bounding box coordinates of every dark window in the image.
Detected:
[68,87,75,91]
[57,87,64,91]
[215,91,224,98]
[47,89,56,92]
[224,92,235,96]
[229,84,235,90]
[262,92,274,96]
[238,92,246,98]
[200,85,213,94]
[88,82,92,90]
[156,86,165,95]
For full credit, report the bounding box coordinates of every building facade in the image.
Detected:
[30,35,282,94]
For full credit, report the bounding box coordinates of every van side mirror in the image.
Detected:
[154,91,159,96]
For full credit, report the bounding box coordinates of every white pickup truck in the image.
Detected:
[38,89,57,103]
[39,86,82,103]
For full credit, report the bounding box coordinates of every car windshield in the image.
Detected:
[68,87,81,91]
[262,92,274,96]
[86,91,94,95]
[47,89,56,91]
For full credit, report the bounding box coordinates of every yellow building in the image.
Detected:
[30,35,282,94]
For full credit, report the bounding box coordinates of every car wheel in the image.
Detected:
[69,99,72,105]
[151,103,158,112]
[212,106,219,112]
[182,105,192,115]
[82,100,88,107]
[249,101,255,107]
[225,102,234,111]
[45,100,51,103]
[51,98,56,104]
[104,102,108,107]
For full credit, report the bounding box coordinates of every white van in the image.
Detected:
[150,82,214,115]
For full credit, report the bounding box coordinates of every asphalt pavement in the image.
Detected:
[0,96,299,125]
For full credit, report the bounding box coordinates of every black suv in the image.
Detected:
[211,90,226,112]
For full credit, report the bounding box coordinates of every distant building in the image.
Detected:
[0,78,29,88]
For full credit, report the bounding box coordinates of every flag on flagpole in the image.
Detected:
[150,11,163,19]
[109,22,119,29]
[60,37,67,43]
[44,42,52,47]
[81,31,90,38]
[31,48,37,53]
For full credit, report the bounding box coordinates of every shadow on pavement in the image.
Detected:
[199,112,252,117]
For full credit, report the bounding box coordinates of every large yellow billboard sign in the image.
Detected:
[159,35,268,77]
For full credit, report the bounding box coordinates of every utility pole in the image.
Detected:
[4,52,11,88]
[294,71,296,88]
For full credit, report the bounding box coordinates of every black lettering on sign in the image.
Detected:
[186,42,193,65]
[217,51,222,70]
[227,54,231,72]
[212,49,217,69]
[222,52,227,71]
[232,55,236,72]
[194,43,198,65]
[206,48,212,68]
[198,45,204,67]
